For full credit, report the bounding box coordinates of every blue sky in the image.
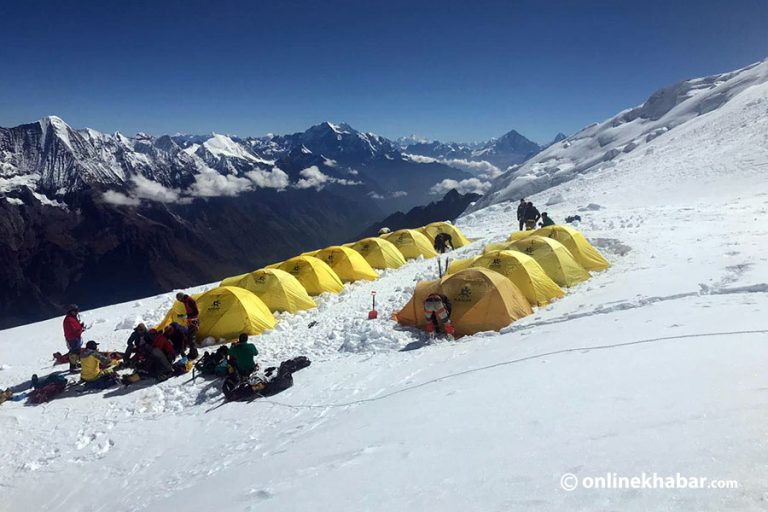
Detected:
[0,0,766,143]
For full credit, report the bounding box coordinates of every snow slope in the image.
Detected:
[2,62,768,511]
[470,58,768,211]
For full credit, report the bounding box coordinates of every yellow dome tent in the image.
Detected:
[346,237,406,269]
[274,255,344,296]
[382,229,438,260]
[529,226,609,271]
[157,286,276,341]
[418,221,472,249]
[446,250,564,306]
[220,268,316,313]
[495,236,590,287]
[394,267,533,337]
[314,245,378,282]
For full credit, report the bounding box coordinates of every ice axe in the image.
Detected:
[368,291,378,320]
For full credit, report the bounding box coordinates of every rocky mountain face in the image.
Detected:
[358,189,481,239]
[0,118,471,328]
[402,129,546,170]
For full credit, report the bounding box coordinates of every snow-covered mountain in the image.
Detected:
[470,59,768,211]
[1,57,767,511]
[0,118,471,328]
[403,129,544,171]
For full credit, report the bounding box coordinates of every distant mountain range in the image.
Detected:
[397,130,567,172]
[358,189,481,239]
[0,114,559,328]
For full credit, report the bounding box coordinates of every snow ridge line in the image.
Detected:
[246,329,768,411]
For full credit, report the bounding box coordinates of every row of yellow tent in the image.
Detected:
[157,221,472,341]
[394,225,609,336]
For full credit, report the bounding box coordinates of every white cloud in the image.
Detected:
[442,158,502,179]
[323,158,338,167]
[294,166,362,191]
[246,167,290,190]
[403,153,437,164]
[295,166,330,190]
[367,191,385,200]
[131,175,182,203]
[392,190,408,198]
[102,190,140,206]
[188,169,253,198]
[430,178,492,196]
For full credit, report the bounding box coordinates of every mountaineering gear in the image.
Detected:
[433,233,454,254]
[222,356,311,401]
[368,291,378,320]
[565,215,582,224]
[158,287,277,341]
[220,268,316,313]
[423,293,454,337]
[229,339,259,375]
[28,374,68,404]
[195,346,230,376]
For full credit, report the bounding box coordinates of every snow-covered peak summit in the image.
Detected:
[202,133,258,161]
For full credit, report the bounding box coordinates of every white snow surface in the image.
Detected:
[203,133,259,161]
[2,64,768,511]
[471,58,768,211]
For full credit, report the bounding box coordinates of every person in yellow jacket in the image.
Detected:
[80,341,118,389]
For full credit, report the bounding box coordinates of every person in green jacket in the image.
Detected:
[228,333,259,376]
[540,212,556,227]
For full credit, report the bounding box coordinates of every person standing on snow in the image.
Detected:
[523,201,540,230]
[63,304,86,371]
[517,198,527,231]
[175,292,199,348]
[540,212,555,227]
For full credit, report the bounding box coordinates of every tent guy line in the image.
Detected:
[242,329,768,411]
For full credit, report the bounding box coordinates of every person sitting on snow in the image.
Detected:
[164,322,193,358]
[228,333,259,376]
[124,323,152,367]
[540,212,555,227]
[63,304,86,371]
[80,341,119,389]
[424,293,455,339]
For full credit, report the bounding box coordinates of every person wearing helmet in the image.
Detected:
[175,292,200,348]
[62,304,85,371]
[80,340,118,388]
[378,227,391,236]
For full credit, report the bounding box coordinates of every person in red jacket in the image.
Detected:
[176,292,200,347]
[140,329,176,381]
[62,304,86,371]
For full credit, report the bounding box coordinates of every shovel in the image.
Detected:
[368,291,378,320]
